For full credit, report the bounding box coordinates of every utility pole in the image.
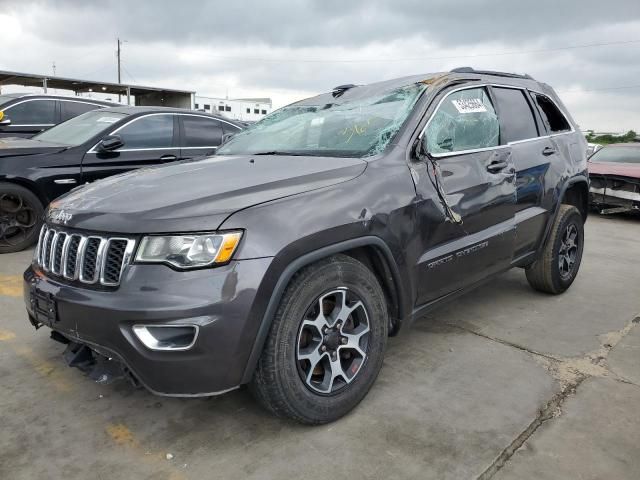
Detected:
[52,62,56,76]
[117,37,122,102]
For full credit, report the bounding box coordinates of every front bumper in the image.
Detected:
[24,257,272,396]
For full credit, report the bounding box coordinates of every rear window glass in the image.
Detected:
[181,116,223,147]
[60,101,102,122]
[492,88,538,143]
[534,94,570,133]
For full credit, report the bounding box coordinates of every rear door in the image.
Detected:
[81,113,180,184]
[412,85,517,305]
[178,114,224,159]
[490,86,554,259]
[0,99,58,138]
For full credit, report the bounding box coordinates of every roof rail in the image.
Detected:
[332,84,357,97]
[449,67,533,80]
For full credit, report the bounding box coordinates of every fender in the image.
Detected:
[539,174,589,253]
[240,235,406,384]
[0,176,49,206]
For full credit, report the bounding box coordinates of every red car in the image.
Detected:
[588,143,640,213]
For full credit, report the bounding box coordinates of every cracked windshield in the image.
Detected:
[217,83,427,158]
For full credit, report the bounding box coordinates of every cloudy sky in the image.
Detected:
[2,0,640,132]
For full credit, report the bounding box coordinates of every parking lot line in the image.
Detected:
[0,329,16,341]
[0,274,22,297]
[106,422,188,480]
[14,346,73,393]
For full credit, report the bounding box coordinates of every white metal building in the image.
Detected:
[194,96,272,122]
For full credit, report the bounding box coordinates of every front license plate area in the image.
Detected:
[30,285,58,327]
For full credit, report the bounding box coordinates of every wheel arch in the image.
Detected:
[539,175,589,254]
[240,236,407,384]
[561,178,589,221]
[0,177,49,207]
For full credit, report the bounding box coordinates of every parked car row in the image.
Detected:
[21,68,590,423]
[0,105,242,252]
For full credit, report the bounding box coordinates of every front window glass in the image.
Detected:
[116,114,174,148]
[590,146,640,164]
[4,99,57,125]
[34,110,126,146]
[426,87,499,154]
[217,83,427,158]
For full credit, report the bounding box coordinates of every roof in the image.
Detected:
[0,70,194,97]
[100,105,244,126]
[0,92,116,105]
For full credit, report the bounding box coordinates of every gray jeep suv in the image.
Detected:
[24,68,588,424]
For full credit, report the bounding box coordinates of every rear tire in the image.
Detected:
[0,183,44,254]
[525,205,584,294]
[250,254,388,424]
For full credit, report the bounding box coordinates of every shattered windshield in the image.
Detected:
[590,145,640,164]
[217,83,427,158]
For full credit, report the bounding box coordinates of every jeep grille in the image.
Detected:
[35,226,136,287]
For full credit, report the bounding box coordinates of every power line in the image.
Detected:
[558,84,640,94]
[196,39,640,64]
[121,64,137,84]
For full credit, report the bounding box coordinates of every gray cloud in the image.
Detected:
[3,0,640,131]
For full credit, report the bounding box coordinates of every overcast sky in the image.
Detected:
[2,0,640,131]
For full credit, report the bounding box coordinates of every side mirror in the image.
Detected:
[221,132,235,146]
[97,135,124,152]
[0,117,10,126]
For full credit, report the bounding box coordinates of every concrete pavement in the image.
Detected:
[0,214,638,479]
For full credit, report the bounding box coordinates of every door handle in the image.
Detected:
[487,160,508,173]
[542,147,556,156]
[160,155,177,161]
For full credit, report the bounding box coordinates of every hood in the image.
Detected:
[0,137,68,158]
[49,154,367,233]
[588,161,640,179]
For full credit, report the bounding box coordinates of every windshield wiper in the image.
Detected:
[251,151,307,156]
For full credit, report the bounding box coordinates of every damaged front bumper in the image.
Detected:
[23,257,272,396]
[589,174,640,213]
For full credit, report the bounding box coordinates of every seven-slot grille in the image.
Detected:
[35,226,135,287]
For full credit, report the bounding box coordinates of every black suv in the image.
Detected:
[24,69,588,424]
[0,93,115,138]
[0,106,242,252]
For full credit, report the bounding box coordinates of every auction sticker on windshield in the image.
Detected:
[97,117,120,123]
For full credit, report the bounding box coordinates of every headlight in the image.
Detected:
[135,231,242,269]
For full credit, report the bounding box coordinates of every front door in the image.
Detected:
[0,99,58,138]
[81,113,180,184]
[411,85,517,305]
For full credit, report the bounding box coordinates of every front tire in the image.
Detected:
[0,183,44,254]
[525,205,584,294]
[250,254,388,424]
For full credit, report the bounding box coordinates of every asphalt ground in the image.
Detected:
[1,214,638,480]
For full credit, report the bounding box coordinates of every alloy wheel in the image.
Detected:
[558,223,579,279]
[296,288,370,394]
[0,193,38,248]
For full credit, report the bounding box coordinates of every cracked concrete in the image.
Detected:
[1,214,639,480]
